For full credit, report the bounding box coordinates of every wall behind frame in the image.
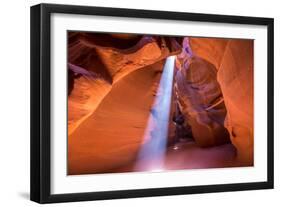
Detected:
[0,0,279,207]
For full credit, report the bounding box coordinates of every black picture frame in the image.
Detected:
[30,3,274,204]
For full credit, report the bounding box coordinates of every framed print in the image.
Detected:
[30,3,274,203]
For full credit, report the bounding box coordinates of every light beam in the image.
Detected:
[134,56,175,172]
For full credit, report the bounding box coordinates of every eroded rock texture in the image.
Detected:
[68,33,254,174]
[68,32,182,136]
[217,40,254,165]
[190,37,254,165]
[175,44,230,147]
[68,33,182,174]
[69,62,164,174]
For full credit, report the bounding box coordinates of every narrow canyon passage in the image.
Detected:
[67,33,253,175]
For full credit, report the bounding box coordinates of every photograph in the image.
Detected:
[67,32,254,175]
[29,3,274,203]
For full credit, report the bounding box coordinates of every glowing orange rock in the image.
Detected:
[189,37,254,164]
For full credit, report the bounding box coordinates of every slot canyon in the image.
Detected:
[67,32,253,175]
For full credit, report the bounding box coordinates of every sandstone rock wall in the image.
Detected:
[190,37,254,165]
[68,33,182,136]
[67,33,254,174]
[175,38,230,147]
[68,33,182,174]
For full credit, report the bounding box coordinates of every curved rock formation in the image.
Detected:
[189,37,229,70]
[68,32,182,135]
[68,62,164,174]
[189,37,254,165]
[217,39,254,165]
[67,33,254,174]
[175,54,230,147]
